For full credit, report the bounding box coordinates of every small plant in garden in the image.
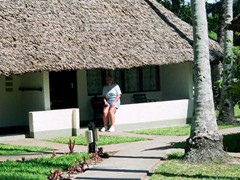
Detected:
[89,147,110,164]
[67,165,81,175]
[51,150,57,158]
[90,153,102,164]
[97,147,104,156]
[81,157,89,172]
[47,170,62,180]
[48,157,89,179]
[67,157,89,176]
[97,147,110,158]
[21,157,25,162]
[68,138,75,154]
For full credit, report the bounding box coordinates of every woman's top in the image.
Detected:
[102,83,122,100]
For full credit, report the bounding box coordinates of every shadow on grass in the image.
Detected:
[167,152,184,160]
[172,133,240,153]
[148,171,239,180]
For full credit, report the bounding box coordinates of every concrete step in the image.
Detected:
[0,134,27,142]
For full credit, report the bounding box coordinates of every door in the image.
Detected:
[49,71,78,109]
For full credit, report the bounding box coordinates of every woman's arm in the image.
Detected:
[111,94,121,107]
[103,97,108,107]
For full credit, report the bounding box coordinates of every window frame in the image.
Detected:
[86,66,161,96]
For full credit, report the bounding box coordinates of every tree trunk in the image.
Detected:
[217,0,225,47]
[218,0,236,124]
[212,0,224,110]
[185,0,228,163]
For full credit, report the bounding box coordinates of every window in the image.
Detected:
[142,66,159,91]
[124,68,140,92]
[87,69,103,95]
[5,76,13,92]
[86,66,160,95]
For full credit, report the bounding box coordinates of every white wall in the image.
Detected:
[115,99,193,125]
[20,72,50,125]
[0,72,50,128]
[77,70,92,121]
[161,62,193,100]
[29,108,79,138]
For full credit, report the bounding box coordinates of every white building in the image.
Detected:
[0,0,222,138]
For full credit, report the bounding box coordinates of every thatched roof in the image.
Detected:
[226,14,240,32]
[0,0,222,76]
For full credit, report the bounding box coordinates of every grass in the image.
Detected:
[235,105,240,118]
[47,135,147,146]
[0,144,51,156]
[218,122,240,129]
[128,123,240,136]
[128,125,191,136]
[172,133,240,153]
[0,153,89,180]
[150,153,240,180]
[128,109,240,136]
[128,105,240,136]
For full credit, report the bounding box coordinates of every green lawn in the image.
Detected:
[128,125,191,136]
[0,153,89,180]
[150,153,240,180]
[128,122,240,136]
[0,144,51,156]
[235,105,240,118]
[47,135,147,146]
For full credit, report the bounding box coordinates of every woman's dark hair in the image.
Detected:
[106,74,113,78]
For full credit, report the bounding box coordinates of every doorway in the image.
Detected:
[49,71,78,109]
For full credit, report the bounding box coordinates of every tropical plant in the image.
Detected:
[231,46,240,107]
[233,46,240,79]
[48,170,62,180]
[68,138,75,154]
[232,80,240,107]
[184,0,227,162]
[67,157,89,175]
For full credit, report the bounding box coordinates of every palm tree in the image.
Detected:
[184,0,227,162]
[218,0,236,123]
[216,0,225,46]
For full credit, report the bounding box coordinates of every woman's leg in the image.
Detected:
[103,106,110,127]
[109,107,116,126]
